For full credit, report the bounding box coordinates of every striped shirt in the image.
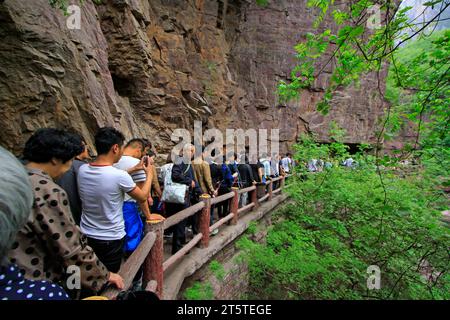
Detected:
[114,155,146,202]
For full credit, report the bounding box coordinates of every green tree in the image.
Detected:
[275,1,449,161]
[239,136,449,300]
[48,0,102,14]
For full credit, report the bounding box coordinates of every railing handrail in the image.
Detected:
[237,185,256,194]
[209,212,234,233]
[100,231,156,299]
[163,233,203,272]
[270,176,284,182]
[210,191,235,205]
[163,201,205,230]
[99,174,290,300]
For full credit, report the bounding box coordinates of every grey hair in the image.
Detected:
[0,146,33,261]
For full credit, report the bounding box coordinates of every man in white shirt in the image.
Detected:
[281,153,293,173]
[259,153,272,181]
[114,138,152,253]
[78,127,153,273]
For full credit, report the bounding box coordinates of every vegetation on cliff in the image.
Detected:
[239,134,449,299]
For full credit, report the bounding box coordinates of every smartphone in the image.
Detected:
[143,156,149,166]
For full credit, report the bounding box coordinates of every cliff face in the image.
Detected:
[0,0,386,157]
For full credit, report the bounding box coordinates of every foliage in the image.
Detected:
[48,0,102,15]
[238,137,450,300]
[276,0,450,118]
[246,0,450,301]
[256,0,269,7]
[384,28,450,181]
[184,281,214,300]
[210,260,226,281]
[247,221,258,235]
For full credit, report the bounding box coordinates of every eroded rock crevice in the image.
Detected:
[0,0,387,157]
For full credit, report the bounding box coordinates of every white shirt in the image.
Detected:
[281,157,292,172]
[271,159,280,176]
[114,155,146,202]
[78,164,136,241]
[343,158,355,167]
[260,158,271,177]
[308,159,318,172]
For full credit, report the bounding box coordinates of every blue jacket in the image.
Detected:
[221,164,235,188]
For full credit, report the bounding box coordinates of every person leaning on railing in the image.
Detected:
[192,146,217,198]
[237,155,255,206]
[192,146,217,233]
[217,155,235,219]
[78,128,154,277]
[6,129,124,299]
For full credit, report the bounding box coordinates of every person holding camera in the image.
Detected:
[78,128,154,274]
[114,138,153,253]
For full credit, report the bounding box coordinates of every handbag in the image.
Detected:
[161,164,190,204]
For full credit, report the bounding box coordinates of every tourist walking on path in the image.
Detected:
[7,129,124,297]
[281,153,293,174]
[56,137,91,225]
[114,138,152,253]
[165,144,201,254]
[78,127,153,274]
[192,146,217,233]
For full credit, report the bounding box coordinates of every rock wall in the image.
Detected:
[0,0,387,157]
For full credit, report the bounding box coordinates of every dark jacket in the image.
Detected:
[56,159,86,225]
[209,163,223,189]
[250,161,263,183]
[238,163,255,188]
[221,164,234,191]
[171,163,201,204]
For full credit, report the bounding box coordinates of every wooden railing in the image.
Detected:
[100,174,289,299]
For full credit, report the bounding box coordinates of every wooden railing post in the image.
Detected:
[251,183,259,209]
[281,175,286,190]
[268,179,273,201]
[143,219,164,298]
[231,187,239,225]
[199,194,211,248]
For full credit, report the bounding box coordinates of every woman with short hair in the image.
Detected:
[6,128,124,298]
[0,146,68,300]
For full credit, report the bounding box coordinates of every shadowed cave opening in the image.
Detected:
[111,74,134,98]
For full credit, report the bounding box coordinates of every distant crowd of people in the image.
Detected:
[0,127,295,300]
[306,157,358,172]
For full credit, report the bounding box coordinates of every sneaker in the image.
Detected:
[211,228,219,236]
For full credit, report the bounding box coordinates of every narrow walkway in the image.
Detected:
[162,193,289,300]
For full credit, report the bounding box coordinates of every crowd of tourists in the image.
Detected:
[0,127,293,300]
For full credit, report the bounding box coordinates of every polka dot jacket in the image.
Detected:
[7,169,110,294]
[0,264,69,300]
